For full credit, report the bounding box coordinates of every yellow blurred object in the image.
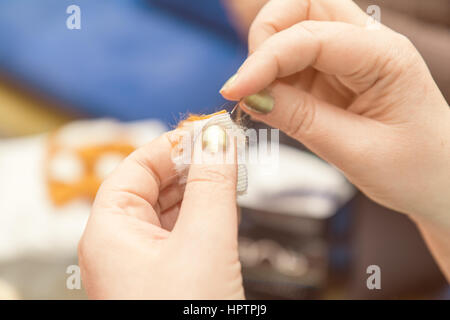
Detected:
[0,79,73,136]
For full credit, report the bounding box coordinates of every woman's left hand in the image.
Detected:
[78,130,244,299]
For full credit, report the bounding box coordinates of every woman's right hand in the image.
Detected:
[220,0,450,226]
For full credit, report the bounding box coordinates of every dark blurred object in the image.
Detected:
[239,207,327,300]
[239,201,355,300]
[237,124,355,299]
[359,0,450,27]
[356,0,450,102]
[348,193,447,299]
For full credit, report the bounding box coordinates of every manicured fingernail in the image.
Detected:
[220,73,238,93]
[202,125,227,154]
[243,89,274,114]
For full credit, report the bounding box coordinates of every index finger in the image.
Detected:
[248,0,369,52]
[222,21,398,100]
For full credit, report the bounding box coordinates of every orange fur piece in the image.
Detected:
[46,131,135,206]
[176,109,227,128]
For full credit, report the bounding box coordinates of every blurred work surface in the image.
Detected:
[0,0,246,124]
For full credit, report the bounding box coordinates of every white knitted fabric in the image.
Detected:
[172,112,248,195]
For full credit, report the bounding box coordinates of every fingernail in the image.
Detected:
[220,73,238,93]
[202,125,227,154]
[243,89,274,114]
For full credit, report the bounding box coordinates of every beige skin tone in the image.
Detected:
[79,0,449,299]
[221,0,450,280]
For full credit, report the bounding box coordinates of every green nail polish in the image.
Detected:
[220,73,238,92]
[243,90,274,114]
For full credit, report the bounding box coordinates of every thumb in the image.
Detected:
[172,125,239,248]
[240,81,384,174]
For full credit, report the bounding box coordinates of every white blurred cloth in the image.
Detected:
[0,119,166,262]
[238,144,355,219]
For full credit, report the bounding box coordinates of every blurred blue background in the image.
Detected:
[0,0,246,125]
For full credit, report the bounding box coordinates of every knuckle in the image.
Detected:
[297,21,319,43]
[383,33,423,77]
[286,94,316,138]
[388,33,419,60]
[296,21,322,61]
[298,20,317,31]
[248,20,277,49]
[253,19,279,36]
[188,167,234,188]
